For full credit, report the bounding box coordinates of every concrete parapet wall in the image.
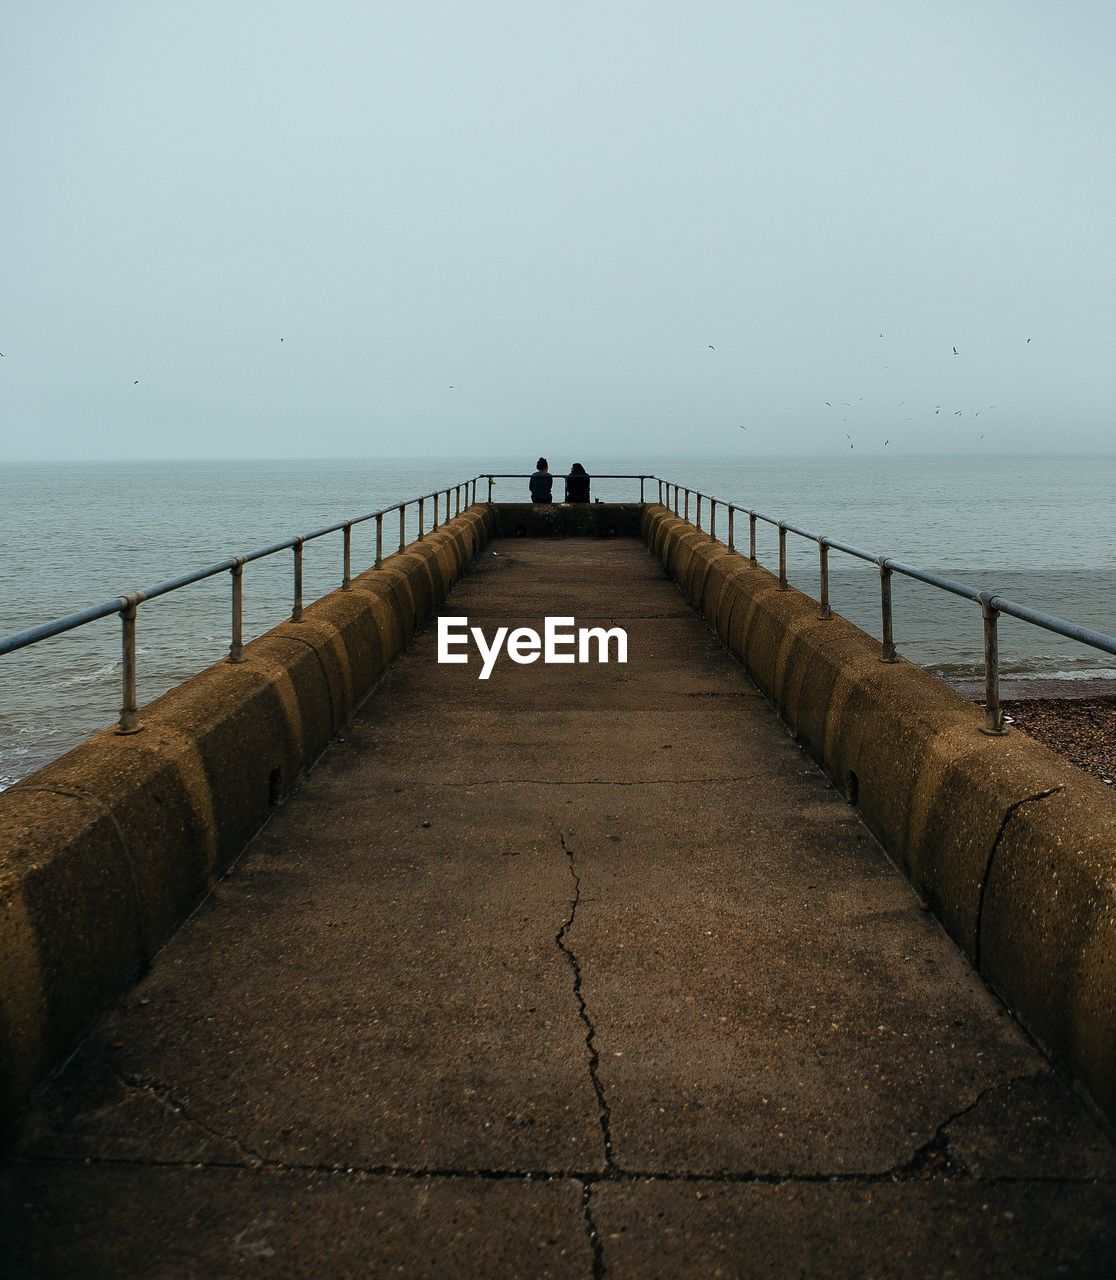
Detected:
[490,502,645,538]
[0,506,496,1129]
[641,504,1116,1127]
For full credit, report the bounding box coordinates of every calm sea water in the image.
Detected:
[2,454,1114,789]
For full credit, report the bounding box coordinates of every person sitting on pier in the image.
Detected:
[564,462,590,503]
[529,457,553,504]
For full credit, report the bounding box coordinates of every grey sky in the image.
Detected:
[2,1,1114,460]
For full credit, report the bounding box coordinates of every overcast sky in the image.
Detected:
[2,1,1114,461]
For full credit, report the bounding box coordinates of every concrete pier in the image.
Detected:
[3,538,1115,1277]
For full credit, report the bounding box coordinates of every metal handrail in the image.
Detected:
[654,478,1116,734]
[479,472,655,504]
[4,468,1112,742]
[1,475,484,733]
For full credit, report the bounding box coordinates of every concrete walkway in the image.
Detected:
[3,538,1115,1278]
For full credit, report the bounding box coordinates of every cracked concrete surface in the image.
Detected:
[556,829,611,1278]
[3,538,1116,1278]
[973,785,1064,966]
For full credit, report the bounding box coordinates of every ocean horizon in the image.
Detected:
[3,453,1114,789]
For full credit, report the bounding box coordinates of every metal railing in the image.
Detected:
[1,477,483,734]
[653,479,1116,734]
[5,468,1112,741]
[480,473,656,503]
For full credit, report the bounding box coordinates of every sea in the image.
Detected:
[2,454,1114,790]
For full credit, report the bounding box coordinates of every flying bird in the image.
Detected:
[884,439,889,446]
[708,344,715,351]
[825,402,831,407]
[1027,337,1032,343]
[738,425,747,430]
[954,410,962,415]
[953,346,959,355]
[280,337,284,342]
[133,380,139,385]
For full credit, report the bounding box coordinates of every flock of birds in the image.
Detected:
[1,334,1034,452]
[716,333,1034,449]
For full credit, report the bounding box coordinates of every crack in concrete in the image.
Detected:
[974,787,1064,968]
[437,776,759,788]
[556,829,612,1274]
[579,1179,605,1279]
[113,1069,266,1168]
[555,831,614,1171]
[890,1071,1052,1180]
[17,1148,1113,1188]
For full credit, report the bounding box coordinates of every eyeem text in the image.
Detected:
[437,616,628,679]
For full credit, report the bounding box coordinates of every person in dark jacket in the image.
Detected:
[529,458,553,503]
[564,462,590,503]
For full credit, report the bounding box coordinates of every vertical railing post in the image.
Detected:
[727,505,735,551]
[292,539,304,621]
[778,523,788,589]
[749,513,757,563]
[399,504,406,552]
[658,479,664,505]
[980,595,1007,734]
[640,476,646,504]
[418,497,425,541]
[342,523,352,589]
[229,558,245,661]
[709,499,717,541]
[117,593,142,734]
[695,493,702,530]
[432,492,439,532]
[818,541,831,619]
[487,475,494,502]
[879,558,896,661]
[375,511,383,568]
[684,489,690,522]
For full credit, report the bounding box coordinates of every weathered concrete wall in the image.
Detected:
[490,502,645,539]
[0,507,496,1129]
[642,503,1116,1128]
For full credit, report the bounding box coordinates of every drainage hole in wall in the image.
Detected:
[845,770,859,805]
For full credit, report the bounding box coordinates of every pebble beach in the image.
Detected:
[1001,693,1116,787]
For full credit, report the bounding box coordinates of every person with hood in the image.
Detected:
[564,462,590,503]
